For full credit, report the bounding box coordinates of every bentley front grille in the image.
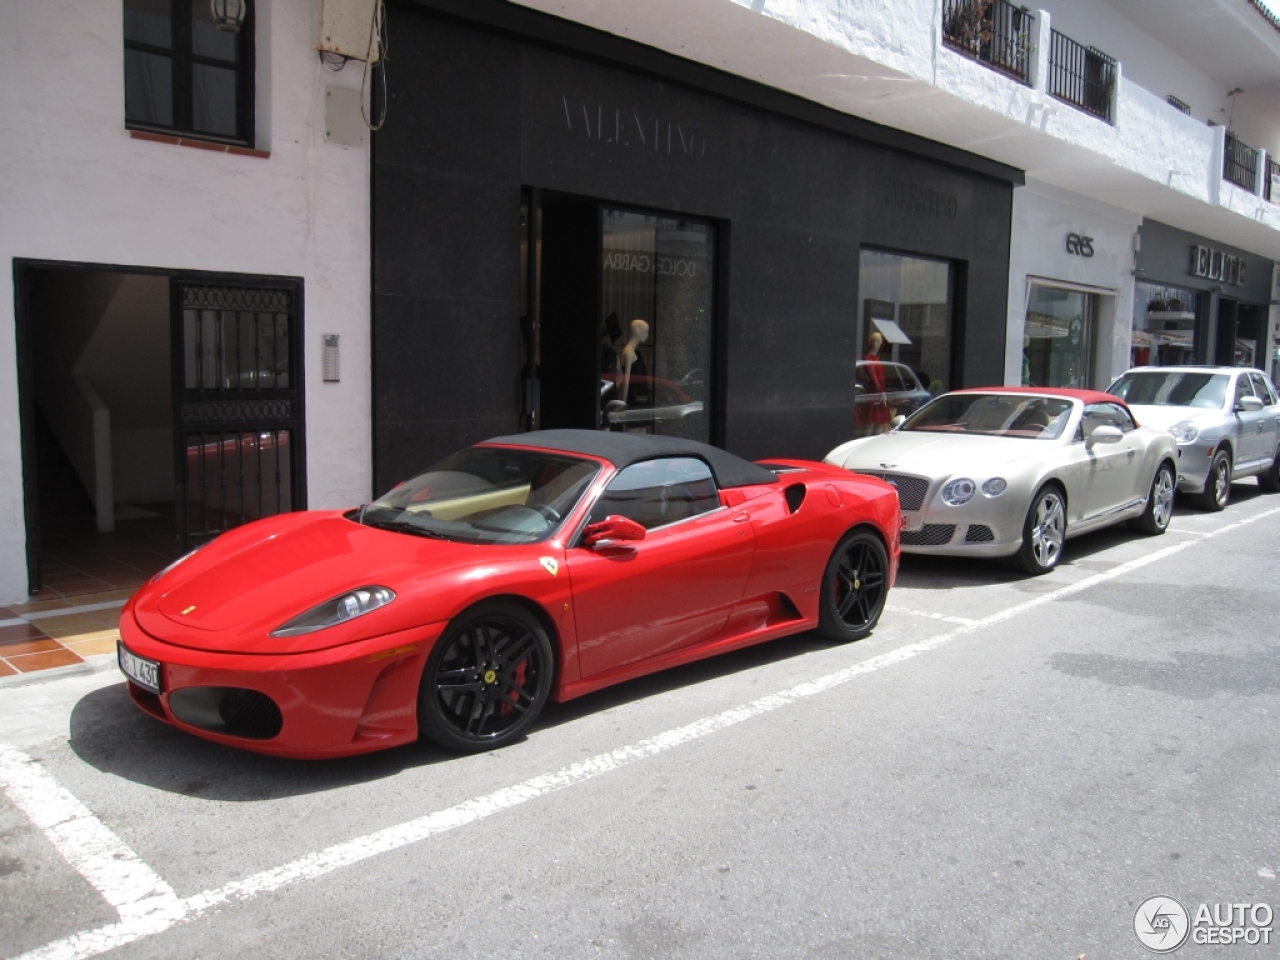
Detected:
[852,472,930,512]
[901,524,957,546]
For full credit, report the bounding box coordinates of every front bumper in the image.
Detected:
[1172,442,1211,494]
[898,491,1025,559]
[118,603,445,759]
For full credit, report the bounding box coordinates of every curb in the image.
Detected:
[0,654,119,691]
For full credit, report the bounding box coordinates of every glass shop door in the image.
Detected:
[522,192,717,442]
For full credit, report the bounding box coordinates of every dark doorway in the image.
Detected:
[14,262,306,597]
[1217,299,1264,368]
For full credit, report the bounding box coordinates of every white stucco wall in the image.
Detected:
[1006,181,1141,389]
[0,0,372,603]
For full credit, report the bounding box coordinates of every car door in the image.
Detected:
[1231,374,1266,467]
[1077,402,1145,519]
[1247,373,1280,468]
[567,457,755,678]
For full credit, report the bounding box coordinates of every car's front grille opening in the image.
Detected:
[964,524,995,543]
[852,472,930,511]
[902,524,956,546]
[168,687,284,740]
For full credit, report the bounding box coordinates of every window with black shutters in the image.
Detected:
[124,0,254,145]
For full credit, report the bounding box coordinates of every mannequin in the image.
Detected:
[618,318,650,407]
[860,331,892,435]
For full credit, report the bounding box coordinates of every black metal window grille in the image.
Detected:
[1223,134,1259,192]
[186,429,292,540]
[941,0,1035,84]
[182,286,291,391]
[123,0,254,145]
[1047,30,1116,123]
[1266,157,1279,204]
[1165,95,1191,116]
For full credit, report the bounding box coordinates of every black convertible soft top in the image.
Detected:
[484,429,780,489]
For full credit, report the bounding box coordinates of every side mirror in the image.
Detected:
[582,515,646,547]
[1237,395,1263,413]
[889,415,906,429]
[1086,424,1123,447]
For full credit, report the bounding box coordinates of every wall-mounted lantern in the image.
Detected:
[211,0,247,33]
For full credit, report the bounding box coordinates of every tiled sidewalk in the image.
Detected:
[2,502,176,680]
[0,594,133,677]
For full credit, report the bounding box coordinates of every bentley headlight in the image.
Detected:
[941,478,976,506]
[981,478,1008,497]
[271,586,396,637]
[1168,421,1199,444]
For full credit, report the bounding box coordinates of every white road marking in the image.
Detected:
[0,745,181,929]
[8,503,1280,960]
[886,607,979,626]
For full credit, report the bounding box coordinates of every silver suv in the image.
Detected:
[1107,366,1280,510]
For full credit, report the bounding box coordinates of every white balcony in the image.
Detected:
[510,0,1280,257]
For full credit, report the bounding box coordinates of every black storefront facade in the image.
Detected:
[371,0,1021,490]
[1131,219,1275,372]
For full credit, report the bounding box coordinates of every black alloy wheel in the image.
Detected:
[419,601,554,752]
[1195,448,1231,511]
[817,529,889,642]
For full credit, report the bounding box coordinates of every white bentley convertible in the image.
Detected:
[824,388,1179,575]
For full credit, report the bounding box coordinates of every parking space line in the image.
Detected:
[9,503,1280,960]
[0,744,181,929]
[886,607,979,626]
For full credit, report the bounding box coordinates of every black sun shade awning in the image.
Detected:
[483,429,780,489]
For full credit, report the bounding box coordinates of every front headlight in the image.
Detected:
[981,478,1007,497]
[271,586,396,637]
[941,478,976,506]
[1168,421,1199,444]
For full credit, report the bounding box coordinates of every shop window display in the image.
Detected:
[1132,282,1198,367]
[1022,285,1095,388]
[856,250,954,436]
[600,210,715,441]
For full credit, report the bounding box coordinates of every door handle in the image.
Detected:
[1127,449,1136,457]
[733,512,750,523]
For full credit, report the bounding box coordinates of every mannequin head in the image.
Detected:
[629,318,650,344]
[867,331,884,356]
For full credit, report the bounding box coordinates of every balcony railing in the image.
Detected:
[1223,133,1259,192]
[1047,30,1115,122]
[1266,157,1279,204]
[941,0,1035,84]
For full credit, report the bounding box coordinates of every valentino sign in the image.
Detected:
[561,96,707,159]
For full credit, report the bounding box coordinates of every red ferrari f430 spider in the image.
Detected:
[118,430,900,757]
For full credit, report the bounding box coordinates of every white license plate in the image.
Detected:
[118,643,162,694]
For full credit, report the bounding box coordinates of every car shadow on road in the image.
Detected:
[67,630,836,800]
[67,684,434,800]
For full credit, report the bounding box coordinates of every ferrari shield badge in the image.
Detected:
[539,557,559,577]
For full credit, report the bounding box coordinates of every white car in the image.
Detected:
[824,388,1179,574]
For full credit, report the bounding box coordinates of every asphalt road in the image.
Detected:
[3,484,1279,960]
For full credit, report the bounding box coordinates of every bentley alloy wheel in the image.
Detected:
[419,601,554,752]
[1133,463,1175,535]
[1011,485,1065,576]
[817,530,889,641]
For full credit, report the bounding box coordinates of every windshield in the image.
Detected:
[902,394,1073,439]
[1108,371,1228,408]
[357,447,600,545]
